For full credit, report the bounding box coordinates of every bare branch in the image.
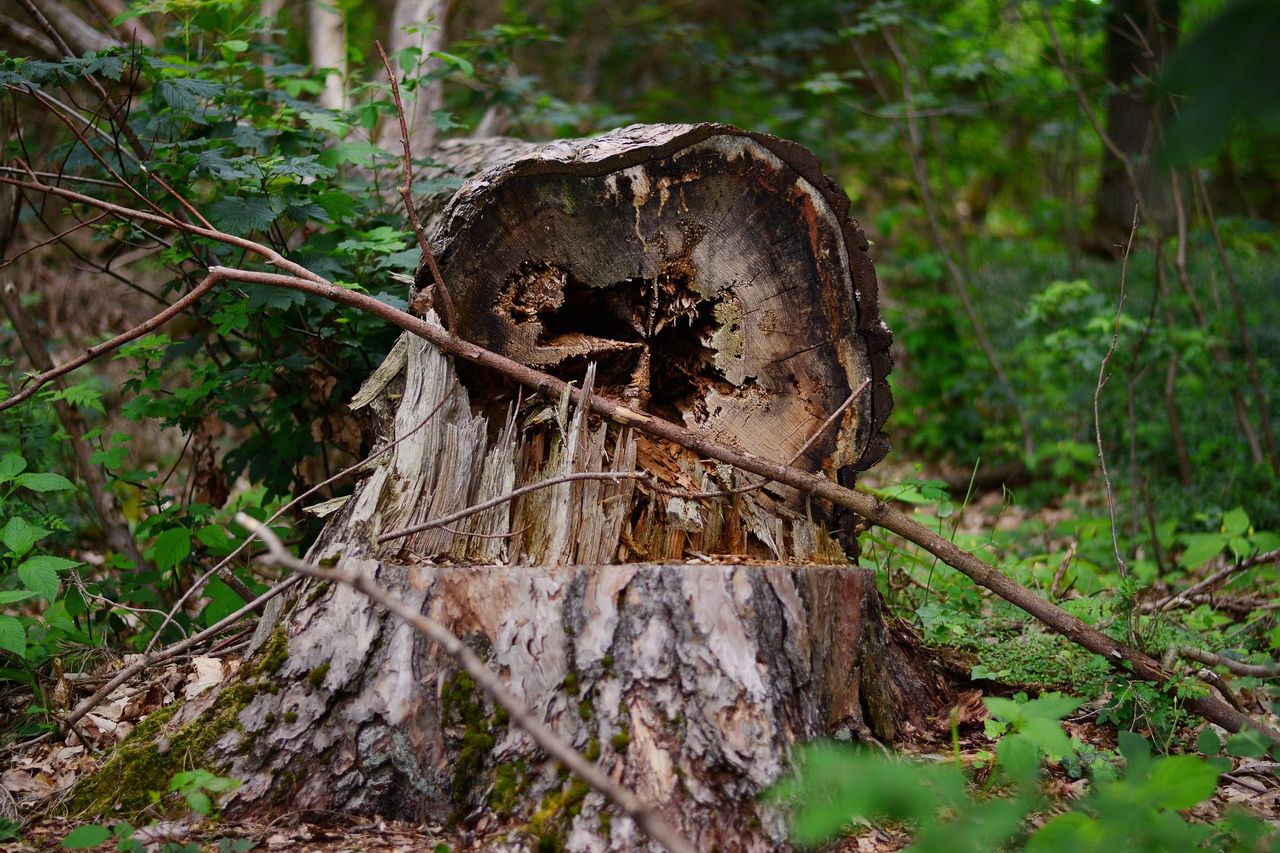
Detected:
[1176,647,1280,679]
[1094,206,1139,589]
[378,471,647,544]
[374,39,456,330]
[1146,548,1280,614]
[5,174,1276,742]
[0,269,222,411]
[238,515,695,853]
[60,576,301,735]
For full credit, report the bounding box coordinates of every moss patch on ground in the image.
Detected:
[66,628,291,819]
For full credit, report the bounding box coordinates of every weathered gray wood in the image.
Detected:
[76,125,944,851]
[203,559,945,851]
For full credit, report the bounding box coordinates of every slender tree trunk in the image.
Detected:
[308,0,347,111]
[380,0,447,151]
[1096,0,1180,238]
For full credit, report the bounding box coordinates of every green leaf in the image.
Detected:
[1226,729,1270,759]
[1140,755,1219,809]
[219,39,250,61]
[0,590,37,604]
[1027,812,1100,851]
[1018,717,1073,760]
[995,732,1042,785]
[983,696,1025,725]
[1,517,51,557]
[202,577,245,626]
[1196,727,1222,756]
[1180,532,1227,569]
[186,790,213,815]
[61,824,113,848]
[146,527,192,572]
[1020,692,1083,722]
[206,196,276,235]
[428,51,474,77]
[154,77,223,111]
[0,453,26,482]
[1118,731,1152,780]
[1222,506,1251,536]
[15,472,75,493]
[195,525,235,556]
[17,555,77,599]
[0,616,25,658]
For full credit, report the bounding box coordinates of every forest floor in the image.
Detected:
[5,475,1279,851]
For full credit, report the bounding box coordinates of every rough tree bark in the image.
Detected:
[73,125,949,851]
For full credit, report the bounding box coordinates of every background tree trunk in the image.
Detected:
[308,0,347,111]
[1096,0,1180,237]
[74,124,949,850]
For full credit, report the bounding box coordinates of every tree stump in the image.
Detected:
[74,124,949,850]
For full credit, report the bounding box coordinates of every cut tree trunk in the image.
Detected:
[77,124,949,850]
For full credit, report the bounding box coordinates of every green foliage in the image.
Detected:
[772,694,1272,851]
[164,769,240,816]
[1161,0,1280,163]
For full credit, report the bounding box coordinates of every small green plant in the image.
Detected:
[61,770,244,851]
[162,769,240,816]
[769,692,1274,851]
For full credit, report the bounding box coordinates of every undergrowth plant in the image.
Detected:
[770,692,1274,851]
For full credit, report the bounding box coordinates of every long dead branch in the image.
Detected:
[4,174,1277,743]
[236,515,695,853]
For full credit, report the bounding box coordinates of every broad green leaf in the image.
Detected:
[146,527,192,572]
[1222,506,1251,536]
[1,517,51,557]
[1027,812,1102,851]
[0,453,26,482]
[1019,716,1073,760]
[1196,727,1221,756]
[1180,532,1227,569]
[196,525,235,556]
[983,696,1025,725]
[0,616,25,658]
[428,50,474,77]
[1020,692,1083,722]
[1226,729,1270,759]
[995,732,1042,785]
[17,555,77,599]
[202,577,245,626]
[206,196,276,235]
[1139,755,1219,810]
[219,38,249,57]
[154,77,223,110]
[61,824,113,848]
[15,472,75,493]
[1118,731,1152,780]
[0,590,36,604]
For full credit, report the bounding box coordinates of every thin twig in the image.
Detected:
[374,39,456,331]
[0,210,109,267]
[0,269,221,410]
[237,515,695,853]
[1177,648,1280,679]
[1095,206,1139,589]
[1146,548,1280,613]
[378,471,647,544]
[143,393,454,653]
[60,576,300,734]
[646,382,867,501]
